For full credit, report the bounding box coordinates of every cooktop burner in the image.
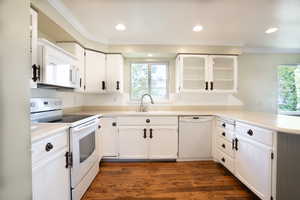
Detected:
[51,115,94,123]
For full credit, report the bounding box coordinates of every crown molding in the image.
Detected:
[243,47,300,54]
[47,0,108,44]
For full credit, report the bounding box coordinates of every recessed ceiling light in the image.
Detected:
[193,25,203,32]
[148,53,153,57]
[115,24,126,31]
[265,27,278,34]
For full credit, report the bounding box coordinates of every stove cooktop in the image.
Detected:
[51,115,94,123]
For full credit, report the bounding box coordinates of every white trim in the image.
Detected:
[243,47,300,54]
[47,0,107,44]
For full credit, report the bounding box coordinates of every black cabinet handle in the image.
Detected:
[80,78,82,88]
[222,144,226,149]
[116,81,120,90]
[210,82,214,90]
[150,128,153,139]
[45,143,53,152]
[232,139,235,149]
[98,125,101,129]
[205,81,208,90]
[222,132,226,137]
[37,65,41,81]
[146,119,150,123]
[32,64,38,82]
[112,122,117,127]
[222,123,226,128]
[221,158,225,163]
[143,128,147,139]
[234,138,239,151]
[247,129,254,136]
[101,81,106,90]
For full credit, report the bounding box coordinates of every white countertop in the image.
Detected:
[72,110,300,135]
[31,123,69,143]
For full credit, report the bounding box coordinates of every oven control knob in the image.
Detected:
[45,143,54,152]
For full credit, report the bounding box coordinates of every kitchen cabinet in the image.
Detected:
[85,50,106,93]
[30,8,38,88]
[85,51,124,93]
[118,126,148,159]
[32,130,70,200]
[100,117,119,158]
[117,116,178,160]
[234,123,273,200]
[106,54,124,93]
[176,54,237,93]
[148,126,178,159]
[57,42,85,92]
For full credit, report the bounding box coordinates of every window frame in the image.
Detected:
[277,64,300,115]
[129,61,170,102]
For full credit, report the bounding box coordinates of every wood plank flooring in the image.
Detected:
[82,161,260,200]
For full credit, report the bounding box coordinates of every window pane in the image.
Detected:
[151,64,168,99]
[131,63,149,100]
[278,65,300,112]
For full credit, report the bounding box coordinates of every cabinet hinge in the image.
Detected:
[271,152,274,160]
[65,152,73,168]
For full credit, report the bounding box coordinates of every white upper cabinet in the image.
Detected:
[85,50,106,93]
[57,42,85,92]
[209,56,238,92]
[85,51,124,93]
[106,54,124,93]
[176,54,238,93]
[30,8,38,88]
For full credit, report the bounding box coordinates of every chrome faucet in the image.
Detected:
[139,94,154,112]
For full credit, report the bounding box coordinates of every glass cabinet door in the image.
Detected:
[180,55,208,91]
[210,56,237,92]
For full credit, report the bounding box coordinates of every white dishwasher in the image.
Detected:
[179,116,213,161]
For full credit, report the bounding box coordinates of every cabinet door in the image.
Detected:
[30,8,38,88]
[209,56,237,92]
[85,50,106,93]
[178,55,209,92]
[100,118,118,158]
[32,148,70,200]
[106,54,124,93]
[148,126,178,159]
[118,127,148,159]
[235,135,272,200]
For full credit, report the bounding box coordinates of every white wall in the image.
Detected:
[0,0,32,199]
[236,53,300,113]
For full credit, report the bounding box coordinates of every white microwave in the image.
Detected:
[37,39,78,89]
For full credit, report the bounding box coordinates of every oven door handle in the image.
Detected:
[72,120,98,132]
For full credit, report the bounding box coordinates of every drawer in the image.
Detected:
[216,127,234,142]
[216,119,235,131]
[216,136,235,157]
[32,130,68,163]
[216,149,235,174]
[117,116,178,126]
[236,122,273,146]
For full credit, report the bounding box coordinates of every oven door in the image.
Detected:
[70,119,98,188]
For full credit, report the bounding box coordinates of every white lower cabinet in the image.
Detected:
[148,127,178,159]
[235,135,272,200]
[118,126,148,159]
[32,130,70,200]
[100,117,118,158]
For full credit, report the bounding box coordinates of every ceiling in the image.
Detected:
[54,0,300,48]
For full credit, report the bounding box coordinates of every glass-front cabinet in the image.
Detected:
[176,54,237,93]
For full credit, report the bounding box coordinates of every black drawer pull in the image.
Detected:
[143,128,147,139]
[221,158,225,163]
[45,143,53,152]
[222,144,226,149]
[234,138,239,151]
[222,132,226,137]
[210,81,214,90]
[205,81,208,90]
[247,129,253,136]
[232,139,235,149]
[222,123,226,128]
[150,128,153,139]
[116,81,120,90]
[146,119,150,123]
[101,81,106,90]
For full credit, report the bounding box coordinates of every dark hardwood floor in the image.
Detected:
[82,161,260,200]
